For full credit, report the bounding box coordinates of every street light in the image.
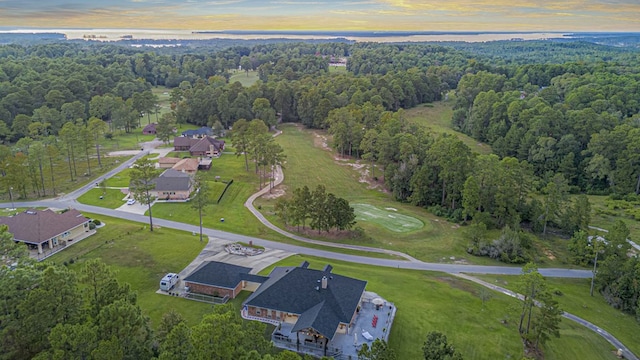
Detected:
[8,186,14,210]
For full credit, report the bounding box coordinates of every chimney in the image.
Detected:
[321,276,328,289]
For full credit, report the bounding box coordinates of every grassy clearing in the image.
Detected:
[405,102,492,155]
[475,274,640,356]
[352,203,425,233]
[229,70,259,87]
[260,255,617,360]
[46,213,210,328]
[588,195,640,241]
[77,188,128,208]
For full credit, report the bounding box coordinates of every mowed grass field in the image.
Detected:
[352,203,425,233]
[476,274,640,356]
[405,101,492,155]
[77,188,128,208]
[47,213,212,328]
[260,256,618,360]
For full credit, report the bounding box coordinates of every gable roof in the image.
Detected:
[181,126,213,137]
[152,169,192,191]
[172,158,199,172]
[184,261,267,289]
[189,136,225,153]
[173,136,197,148]
[0,209,89,244]
[158,157,181,165]
[244,265,367,339]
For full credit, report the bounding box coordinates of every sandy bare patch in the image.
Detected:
[313,132,331,151]
[544,249,556,261]
[261,186,286,200]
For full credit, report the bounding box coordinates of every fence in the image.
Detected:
[217,179,234,204]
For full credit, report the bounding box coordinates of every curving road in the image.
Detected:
[455,273,638,360]
[3,141,636,359]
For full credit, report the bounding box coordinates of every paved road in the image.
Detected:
[2,200,592,278]
[456,273,638,360]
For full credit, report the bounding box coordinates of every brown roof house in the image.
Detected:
[158,157,181,169]
[183,261,267,300]
[142,123,157,135]
[151,169,193,200]
[0,209,91,255]
[173,136,225,158]
[242,262,370,358]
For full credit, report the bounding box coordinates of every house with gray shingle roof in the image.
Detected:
[151,169,193,200]
[0,209,90,254]
[242,262,367,357]
[173,136,225,158]
[183,261,268,300]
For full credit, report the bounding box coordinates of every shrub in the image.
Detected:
[93,219,101,226]
[89,222,96,230]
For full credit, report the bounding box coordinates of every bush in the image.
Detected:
[89,222,96,230]
[93,219,101,226]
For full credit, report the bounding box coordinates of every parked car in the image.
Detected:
[127,198,136,205]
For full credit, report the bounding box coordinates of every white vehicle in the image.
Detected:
[160,273,179,291]
[127,198,136,205]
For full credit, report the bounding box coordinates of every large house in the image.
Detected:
[242,262,367,357]
[142,123,157,135]
[173,136,225,158]
[0,209,90,254]
[158,157,211,172]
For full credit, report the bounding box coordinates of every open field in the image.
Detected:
[260,255,618,360]
[352,203,425,233]
[475,274,640,356]
[229,70,259,87]
[104,167,133,187]
[405,101,492,155]
[46,213,211,328]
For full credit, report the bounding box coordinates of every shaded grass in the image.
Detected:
[77,188,127,208]
[475,275,640,356]
[588,195,640,242]
[260,255,617,360]
[46,213,211,328]
[405,101,492,155]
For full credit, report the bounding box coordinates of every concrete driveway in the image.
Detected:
[115,199,152,215]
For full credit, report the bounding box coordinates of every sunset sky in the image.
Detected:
[0,0,638,32]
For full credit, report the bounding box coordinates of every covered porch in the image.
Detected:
[272,322,342,358]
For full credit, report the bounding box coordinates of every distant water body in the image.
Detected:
[0,28,571,43]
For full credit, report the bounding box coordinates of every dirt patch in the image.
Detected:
[261,186,286,200]
[313,132,331,151]
[435,276,478,294]
[334,160,385,190]
[543,249,556,261]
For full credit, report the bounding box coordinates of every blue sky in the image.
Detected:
[0,0,638,31]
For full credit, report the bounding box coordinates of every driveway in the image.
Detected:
[115,199,152,215]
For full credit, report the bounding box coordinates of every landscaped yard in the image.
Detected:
[77,188,128,208]
[260,255,618,360]
[46,213,212,328]
[352,203,425,233]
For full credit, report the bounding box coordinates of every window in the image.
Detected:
[256,309,261,315]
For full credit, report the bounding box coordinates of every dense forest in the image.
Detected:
[1,38,640,320]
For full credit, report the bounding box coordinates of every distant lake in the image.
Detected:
[0,28,570,43]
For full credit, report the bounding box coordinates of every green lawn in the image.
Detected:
[104,167,133,187]
[46,213,211,328]
[352,203,425,233]
[405,101,492,155]
[260,255,618,360]
[475,275,640,356]
[229,70,259,87]
[77,188,128,208]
